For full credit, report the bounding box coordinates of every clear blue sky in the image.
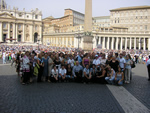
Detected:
[7,0,150,18]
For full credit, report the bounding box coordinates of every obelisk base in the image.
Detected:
[82,36,93,51]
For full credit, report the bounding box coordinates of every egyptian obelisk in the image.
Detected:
[83,0,93,51]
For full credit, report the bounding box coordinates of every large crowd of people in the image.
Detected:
[1,44,150,85]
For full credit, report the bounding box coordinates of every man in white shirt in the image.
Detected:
[119,53,126,71]
[2,51,6,64]
[93,55,100,67]
[59,65,67,82]
[146,55,150,81]
[68,56,74,68]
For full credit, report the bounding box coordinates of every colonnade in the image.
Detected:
[93,36,150,50]
[44,36,74,48]
[0,22,42,43]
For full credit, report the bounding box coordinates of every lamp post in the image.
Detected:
[138,38,144,54]
[95,34,98,47]
[75,31,82,50]
[139,38,143,50]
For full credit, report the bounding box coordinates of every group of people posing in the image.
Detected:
[15,50,134,85]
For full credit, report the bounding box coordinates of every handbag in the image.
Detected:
[131,60,136,68]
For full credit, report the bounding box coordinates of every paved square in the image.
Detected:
[0,62,150,113]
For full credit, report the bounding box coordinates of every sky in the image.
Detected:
[7,0,150,18]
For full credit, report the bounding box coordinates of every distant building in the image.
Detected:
[43,5,150,50]
[3,0,149,50]
[110,6,150,33]
[93,16,110,28]
[0,0,42,44]
[42,9,85,47]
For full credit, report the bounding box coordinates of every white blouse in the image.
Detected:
[51,69,58,77]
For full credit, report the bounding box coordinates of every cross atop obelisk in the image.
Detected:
[84,0,92,32]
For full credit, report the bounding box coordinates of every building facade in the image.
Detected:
[42,9,85,46]
[0,0,42,44]
[93,16,110,28]
[110,6,149,33]
[106,6,150,50]
[43,5,150,50]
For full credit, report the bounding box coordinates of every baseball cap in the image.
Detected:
[95,55,98,57]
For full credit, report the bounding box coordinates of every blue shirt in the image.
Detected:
[90,68,97,75]
[83,68,90,75]
[125,59,131,69]
[78,55,82,63]
[73,65,83,77]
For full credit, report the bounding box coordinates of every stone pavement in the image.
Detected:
[124,64,150,110]
[0,61,150,113]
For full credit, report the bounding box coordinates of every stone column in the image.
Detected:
[70,37,72,47]
[13,23,15,42]
[139,38,141,50]
[57,36,60,47]
[30,24,33,43]
[102,37,105,49]
[76,37,78,48]
[84,0,92,32]
[7,22,10,43]
[74,37,76,48]
[56,37,58,46]
[22,24,25,42]
[107,37,110,49]
[54,37,55,46]
[16,23,18,42]
[39,25,42,44]
[55,37,56,46]
[53,37,54,46]
[130,37,132,49]
[116,37,118,50]
[93,36,97,49]
[111,37,114,49]
[66,37,69,47]
[134,37,136,50]
[64,37,65,47]
[58,37,60,47]
[80,37,83,49]
[125,37,127,50]
[120,37,123,50]
[96,36,98,47]
[52,37,54,46]
[143,38,146,50]
[0,22,3,42]
[61,37,64,47]
[64,37,66,47]
[83,0,93,51]
[58,37,60,46]
[98,36,101,45]
[68,38,70,47]
[50,37,52,46]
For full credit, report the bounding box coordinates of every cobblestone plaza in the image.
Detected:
[0,60,150,113]
[0,0,150,112]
